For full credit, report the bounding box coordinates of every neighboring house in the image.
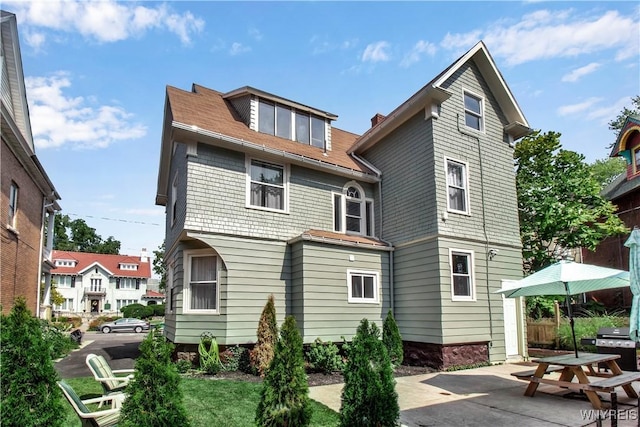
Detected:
[51,249,151,315]
[142,289,166,305]
[1,10,61,317]
[155,41,531,368]
[583,115,640,309]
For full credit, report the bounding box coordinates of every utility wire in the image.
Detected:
[66,212,162,227]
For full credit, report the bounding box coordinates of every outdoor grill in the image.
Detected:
[595,327,639,371]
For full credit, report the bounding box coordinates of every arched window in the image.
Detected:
[333,182,374,236]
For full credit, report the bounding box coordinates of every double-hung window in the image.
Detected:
[446,159,469,214]
[55,298,74,311]
[450,249,475,300]
[55,275,73,288]
[248,159,287,212]
[333,183,374,236]
[185,251,218,313]
[8,182,18,228]
[464,91,483,131]
[347,270,379,303]
[257,98,326,149]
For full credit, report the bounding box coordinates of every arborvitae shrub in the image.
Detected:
[340,319,399,427]
[306,338,344,374]
[382,309,404,367]
[250,294,278,377]
[120,329,190,427]
[0,297,64,427]
[256,316,311,427]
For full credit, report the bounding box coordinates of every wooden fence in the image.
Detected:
[526,301,561,348]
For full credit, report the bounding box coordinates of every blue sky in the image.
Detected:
[4,1,639,262]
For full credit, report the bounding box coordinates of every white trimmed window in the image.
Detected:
[55,298,74,311]
[184,250,218,313]
[446,158,469,214]
[116,299,138,310]
[347,270,379,303]
[333,182,375,236]
[258,98,326,149]
[54,275,73,288]
[247,158,288,212]
[8,182,18,228]
[117,278,138,290]
[464,91,483,131]
[171,173,178,225]
[450,249,475,301]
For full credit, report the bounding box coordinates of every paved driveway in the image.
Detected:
[55,331,145,379]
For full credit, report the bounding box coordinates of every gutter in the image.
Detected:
[288,233,393,251]
[172,121,379,183]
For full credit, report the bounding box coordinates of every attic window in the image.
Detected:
[257,98,326,149]
[55,260,76,267]
[463,91,483,131]
[120,263,138,270]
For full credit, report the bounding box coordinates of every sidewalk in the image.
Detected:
[309,363,640,427]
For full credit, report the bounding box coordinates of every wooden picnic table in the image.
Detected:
[512,352,640,410]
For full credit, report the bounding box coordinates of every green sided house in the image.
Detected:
[155,41,531,368]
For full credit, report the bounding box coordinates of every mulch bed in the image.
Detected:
[188,364,436,387]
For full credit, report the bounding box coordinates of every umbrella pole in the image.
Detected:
[565,282,579,358]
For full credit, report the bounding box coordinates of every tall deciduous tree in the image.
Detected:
[515,131,628,273]
[588,157,627,189]
[53,214,121,254]
[152,243,166,291]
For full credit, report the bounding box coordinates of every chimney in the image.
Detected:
[140,248,148,263]
[371,113,386,128]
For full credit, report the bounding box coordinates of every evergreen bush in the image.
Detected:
[250,294,278,377]
[40,320,78,359]
[120,329,190,427]
[306,338,344,374]
[152,303,166,316]
[340,319,399,427]
[220,345,247,372]
[0,298,64,427]
[382,309,404,367]
[256,316,311,427]
[121,303,154,319]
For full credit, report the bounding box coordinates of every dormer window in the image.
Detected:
[119,263,138,271]
[55,259,76,267]
[257,98,326,149]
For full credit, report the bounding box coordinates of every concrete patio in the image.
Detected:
[309,363,640,427]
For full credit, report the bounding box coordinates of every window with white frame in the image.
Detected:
[8,182,18,228]
[247,159,287,211]
[333,183,375,236]
[118,278,138,289]
[90,278,102,292]
[450,249,474,300]
[446,159,469,214]
[258,98,326,149]
[464,91,483,131]
[171,173,178,225]
[54,275,73,288]
[116,299,138,310]
[55,298,74,311]
[185,251,218,313]
[347,270,379,303]
[119,263,138,270]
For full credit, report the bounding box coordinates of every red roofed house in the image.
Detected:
[51,249,152,315]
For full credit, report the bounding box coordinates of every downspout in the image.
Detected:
[351,153,394,314]
[36,196,47,318]
[457,115,494,349]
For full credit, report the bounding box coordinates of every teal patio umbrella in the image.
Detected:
[625,228,640,342]
[497,260,630,358]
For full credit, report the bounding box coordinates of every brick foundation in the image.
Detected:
[403,340,489,370]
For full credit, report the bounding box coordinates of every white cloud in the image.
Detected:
[229,42,251,56]
[362,41,390,62]
[5,0,204,46]
[400,40,437,68]
[310,36,358,55]
[440,9,639,66]
[557,97,602,116]
[249,28,263,41]
[25,73,147,150]
[561,62,602,82]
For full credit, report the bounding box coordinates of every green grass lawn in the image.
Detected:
[62,377,339,426]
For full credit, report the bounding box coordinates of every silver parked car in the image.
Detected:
[99,318,150,334]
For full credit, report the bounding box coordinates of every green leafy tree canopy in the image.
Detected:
[588,157,627,189]
[515,131,628,273]
[53,214,121,254]
[607,95,640,148]
[152,243,166,291]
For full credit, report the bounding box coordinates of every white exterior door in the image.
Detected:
[501,279,520,357]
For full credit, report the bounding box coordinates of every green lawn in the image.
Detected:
[62,377,339,426]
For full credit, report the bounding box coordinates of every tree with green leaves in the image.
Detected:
[340,319,399,427]
[152,243,166,291]
[607,95,639,148]
[382,309,403,368]
[120,329,190,427]
[256,316,311,427]
[53,214,121,254]
[515,131,628,273]
[588,157,627,189]
[251,294,278,377]
[0,298,64,427]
